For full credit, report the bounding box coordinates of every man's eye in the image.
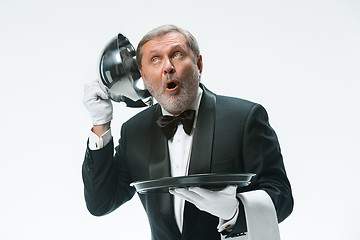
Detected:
[152,58,160,63]
[173,53,182,58]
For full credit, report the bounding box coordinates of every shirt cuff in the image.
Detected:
[217,206,239,232]
[88,128,112,150]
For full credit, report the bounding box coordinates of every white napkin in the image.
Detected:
[221,190,280,240]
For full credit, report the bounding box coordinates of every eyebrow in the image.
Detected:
[148,43,187,55]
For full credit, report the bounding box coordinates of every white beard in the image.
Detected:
[145,70,200,114]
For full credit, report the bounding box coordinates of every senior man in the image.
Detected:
[82,25,293,239]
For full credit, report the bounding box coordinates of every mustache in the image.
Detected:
[163,75,181,82]
[162,75,182,88]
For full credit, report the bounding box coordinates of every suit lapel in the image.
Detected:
[149,105,171,180]
[188,85,217,175]
[148,105,181,237]
[183,85,219,238]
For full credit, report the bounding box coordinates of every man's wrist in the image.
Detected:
[89,127,112,150]
[217,206,239,232]
[92,122,111,137]
[225,207,238,222]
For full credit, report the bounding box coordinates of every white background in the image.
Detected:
[1,0,359,239]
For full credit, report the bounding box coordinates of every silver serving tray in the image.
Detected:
[130,173,255,194]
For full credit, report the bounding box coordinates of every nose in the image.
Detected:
[163,58,175,75]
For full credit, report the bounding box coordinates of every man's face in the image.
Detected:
[139,32,203,114]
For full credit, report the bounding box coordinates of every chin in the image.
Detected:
[159,93,196,114]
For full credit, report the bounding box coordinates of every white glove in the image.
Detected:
[83,79,113,125]
[169,185,239,220]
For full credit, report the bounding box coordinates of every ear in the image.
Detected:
[197,55,203,75]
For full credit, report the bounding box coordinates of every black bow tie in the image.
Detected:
[156,109,196,140]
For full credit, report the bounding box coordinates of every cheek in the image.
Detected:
[181,64,197,78]
[143,71,162,89]
[178,59,197,72]
[143,67,162,81]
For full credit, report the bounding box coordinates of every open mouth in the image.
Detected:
[167,81,177,89]
[166,80,179,92]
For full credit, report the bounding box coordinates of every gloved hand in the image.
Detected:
[83,79,113,125]
[169,185,239,220]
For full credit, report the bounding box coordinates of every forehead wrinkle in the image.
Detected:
[144,36,188,56]
[149,43,186,54]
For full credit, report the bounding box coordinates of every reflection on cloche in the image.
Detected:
[98,33,153,107]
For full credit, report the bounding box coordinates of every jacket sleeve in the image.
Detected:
[225,104,294,238]
[82,126,136,216]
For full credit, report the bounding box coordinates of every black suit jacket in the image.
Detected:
[82,84,293,240]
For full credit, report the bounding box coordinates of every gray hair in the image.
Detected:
[136,25,200,69]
